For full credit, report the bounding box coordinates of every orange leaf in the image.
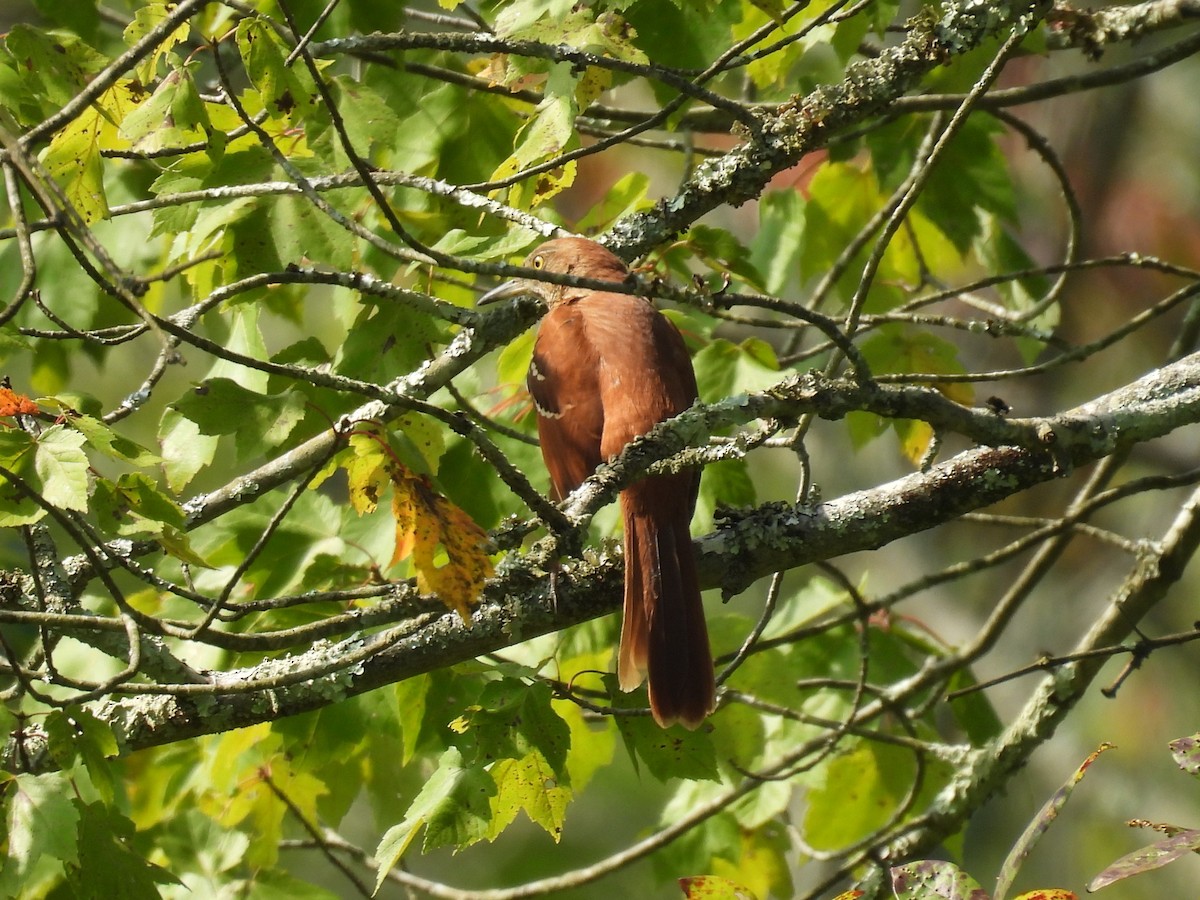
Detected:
[0,387,39,418]
[390,465,492,623]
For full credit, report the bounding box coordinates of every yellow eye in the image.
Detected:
[531,255,544,269]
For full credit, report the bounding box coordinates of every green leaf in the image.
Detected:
[804,741,915,851]
[0,325,34,363]
[91,472,188,537]
[944,667,1004,745]
[236,18,316,123]
[916,115,1015,252]
[858,324,968,381]
[270,696,377,825]
[157,408,218,493]
[748,0,785,21]
[394,674,430,766]
[753,189,811,296]
[336,300,448,383]
[45,709,119,805]
[495,328,537,393]
[695,458,755,534]
[34,424,89,511]
[171,378,306,460]
[0,427,36,475]
[890,859,986,899]
[67,415,161,466]
[683,225,768,291]
[703,692,768,773]
[574,172,652,234]
[553,688,616,794]
[613,688,719,782]
[241,869,342,899]
[146,808,247,892]
[268,190,358,271]
[975,215,1057,362]
[7,772,80,879]
[32,0,100,37]
[4,26,108,117]
[692,336,781,404]
[374,747,495,890]
[314,77,403,168]
[205,305,271,390]
[654,809,743,887]
[760,576,854,639]
[187,490,346,599]
[437,436,506,532]
[451,681,576,844]
[736,8,801,90]
[0,428,42,525]
[851,325,971,459]
[721,822,793,898]
[453,680,570,773]
[211,757,326,870]
[123,2,191,85]
[67,800,181,899]
[355,75,468,177]
[488,751,571,841]
[119,64,211,154]
[488,63,579,207]
[624,1,742,72]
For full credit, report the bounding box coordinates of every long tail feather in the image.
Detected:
[617,478,715,729]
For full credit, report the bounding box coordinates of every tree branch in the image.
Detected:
[16,351,1195,763]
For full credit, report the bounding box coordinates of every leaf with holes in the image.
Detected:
[679,875,759,900]
[390,463,493,621]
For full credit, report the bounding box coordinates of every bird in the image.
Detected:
[479,236,716,729]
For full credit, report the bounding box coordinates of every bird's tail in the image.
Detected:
[617,476,715,729]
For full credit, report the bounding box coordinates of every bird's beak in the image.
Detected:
[478,279,531,306]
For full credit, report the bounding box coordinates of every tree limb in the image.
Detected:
[18,351,1196,763]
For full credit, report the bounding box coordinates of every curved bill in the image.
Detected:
[478,279,532,306]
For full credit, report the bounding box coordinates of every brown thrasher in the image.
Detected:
[480,237,716,729]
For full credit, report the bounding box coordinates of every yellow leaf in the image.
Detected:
[748,0,786,22]
[124,4,191,86]
[575,66,611,110]
[396,412,446,475]
[346,431,391,514]
[488,752,571,842]
[711,826,791,899]
[938,379,975,406]
[390,465,492,622]
[679,875,758,900]
[42,108,109,225]
[897,418,934,467]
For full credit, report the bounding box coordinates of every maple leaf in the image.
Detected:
[389,464,492,623]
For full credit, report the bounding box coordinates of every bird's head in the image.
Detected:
[478,237,631,309]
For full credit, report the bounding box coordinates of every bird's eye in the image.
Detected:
[531,255,544,269]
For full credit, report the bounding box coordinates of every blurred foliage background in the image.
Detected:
[0,1,1198,898]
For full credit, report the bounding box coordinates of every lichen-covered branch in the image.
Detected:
[10,350,1193,764]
